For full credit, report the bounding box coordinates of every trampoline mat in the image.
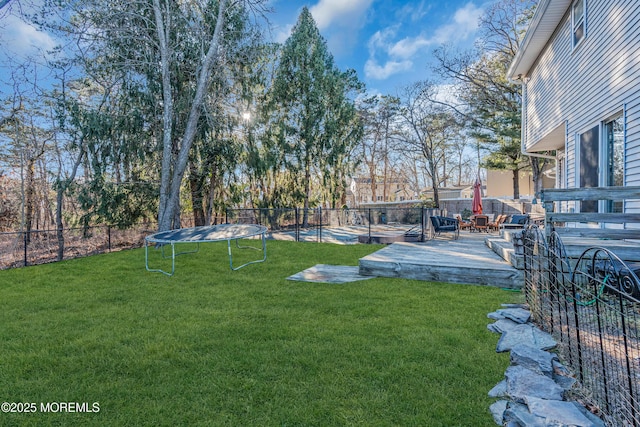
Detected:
[148,224,266,243]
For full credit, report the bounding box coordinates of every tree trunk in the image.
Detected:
[154,0,176,231]
[25,155,35,244]
[205,163,219,226]
[529,156,548,196]
[302,161,311,228]
[56,147,85,261]
[56,187,65,261]
[155,0,229,231]
[429,160,440,208]
[512,167,520,200]
[369,168,377,203]
[189,163,205,227]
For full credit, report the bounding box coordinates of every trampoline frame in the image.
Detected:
[144,224,267,276]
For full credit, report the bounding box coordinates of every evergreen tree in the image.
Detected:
[269,7,362,224]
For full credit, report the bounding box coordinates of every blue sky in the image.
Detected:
[268,0,486,94]
[0,0,486,97]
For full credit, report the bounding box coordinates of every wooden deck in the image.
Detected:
[358,232,524,289]
[271,218,638,289]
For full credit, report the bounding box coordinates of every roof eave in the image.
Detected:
[508,0,572,81]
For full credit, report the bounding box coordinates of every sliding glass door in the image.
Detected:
[604,116,624,213]
[579,125,599,213]
[577,114,624,214]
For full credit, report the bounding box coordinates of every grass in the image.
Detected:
[0,240,515,426]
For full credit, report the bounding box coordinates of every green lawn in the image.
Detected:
[0,240,515,426]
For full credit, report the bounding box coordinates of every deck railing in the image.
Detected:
[541,185,640,239]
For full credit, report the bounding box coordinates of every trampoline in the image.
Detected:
[145,223,267,276]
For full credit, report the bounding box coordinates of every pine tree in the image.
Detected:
[269,7,362,224]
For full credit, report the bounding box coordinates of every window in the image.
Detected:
[604,115,624,212]
[578,125,599,212]
[576,114,625,214]
[572,0,586,47]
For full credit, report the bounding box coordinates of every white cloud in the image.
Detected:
[367,27,397,56]
[364,2,483,81]
[273,23,294,44]
[309,0,373,30]
[389,36,431,59]
[431,2,483,45]
[396,0,432,24]
[364,58,412,80]
[2,14,57,58]
[389,3,482,59]
[365,27,414,80]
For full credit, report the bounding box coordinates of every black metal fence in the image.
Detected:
[0,223,160,270]
[522,225,640,426]
[1,207,437,269]
[226,206,434,243]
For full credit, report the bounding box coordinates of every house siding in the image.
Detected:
[524,0,640,212]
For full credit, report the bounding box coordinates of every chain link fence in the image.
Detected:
[0,223,161,270]
[1,207,441,269]
[226,206,437,243]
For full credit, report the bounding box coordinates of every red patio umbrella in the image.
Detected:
[472,178,483,215]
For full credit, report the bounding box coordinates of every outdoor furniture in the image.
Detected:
[500,214,530,230]
[429,216,459,239]
[455,214,472,231]
[489,214,507,231]
[471,215,489,232]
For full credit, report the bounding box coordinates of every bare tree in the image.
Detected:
[357,94,401,203]
[147,0,269,231]
[37,0,270,231]
[398,81,462,207]
[432,0,540,199]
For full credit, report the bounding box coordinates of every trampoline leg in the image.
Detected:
[228,233,267,271]
[227,239,234,270]
[145,239,176,276]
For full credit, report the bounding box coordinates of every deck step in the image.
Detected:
[499,229,523,243]
[485,237,524,270]
[359,239,523,289]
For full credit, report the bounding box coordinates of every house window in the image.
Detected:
[572,0,586,48]
[604,115,624,212]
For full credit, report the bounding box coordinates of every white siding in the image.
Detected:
[524,0,640,206]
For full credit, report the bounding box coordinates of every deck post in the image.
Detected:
[541,189,554,241]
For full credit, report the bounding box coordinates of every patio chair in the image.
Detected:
[489,214,507,232]
[429,216,459,240]
[455,214,472,231]
[471,215,489,232]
